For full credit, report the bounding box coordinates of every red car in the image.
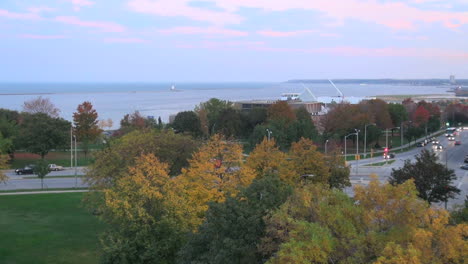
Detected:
[455,141,461,145]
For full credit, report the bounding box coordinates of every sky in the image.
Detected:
[0,0,468,82]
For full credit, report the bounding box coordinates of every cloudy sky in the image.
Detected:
[1,0,467,82]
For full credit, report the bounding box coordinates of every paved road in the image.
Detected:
[346,128,468,209]
[0,167,88,191]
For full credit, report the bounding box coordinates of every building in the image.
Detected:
[450,75,456,85]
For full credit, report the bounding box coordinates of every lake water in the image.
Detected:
[0,82,450,128]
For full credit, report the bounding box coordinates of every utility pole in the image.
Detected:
[70,126,73,169]
[325,139,329,155]
[74,135,77,188]
[355,129,359,175]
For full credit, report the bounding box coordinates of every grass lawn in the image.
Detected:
[0,193,105,264]
[363,160,396,167]
[10,151,95,169]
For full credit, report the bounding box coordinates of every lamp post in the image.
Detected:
[70,126,73,169]
[325,139,329,155]
[355,129,360,175]
[344,132,357,164]
[73,135,77,188]
[266,129,273,141]
[364,123,375,159]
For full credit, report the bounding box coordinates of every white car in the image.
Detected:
[48,164,64,171]
[448,137,455,141]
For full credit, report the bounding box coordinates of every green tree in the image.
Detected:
[0,153,9,184]
[388,103,409,127]
[34,159,50,189]
[290,107,319,142]
[390,149,460,204]
[73,101,102,158]
[17,113,70,158]
[450,196,468,224]
[325,149,351,189]
[178,175,292,264]
[172,111,202,138]
[215,108,243,138]
[196,98,233,134]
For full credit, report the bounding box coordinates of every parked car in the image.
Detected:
[416,142,425,147]
[15,165,36,175]
[464,158,468,163]
[461,164,468,170]
[455,141,461,145]
[48,164,64,171]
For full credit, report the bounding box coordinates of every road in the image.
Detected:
[0,167,88,191]
[346,128,468,209]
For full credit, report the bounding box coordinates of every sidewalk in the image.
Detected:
[0,190,89,196]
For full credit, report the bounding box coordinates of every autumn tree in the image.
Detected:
[245,138,286,178]
[118,111,154,135]
[178,175,292,264]
[17,113,70,158]
[169,135,256,228]
[98,118,113,130]
[280,138,330,186]
[85,130,198,191]
[22,96,60,117]
[100,154,186,264]
[388,103,409,127]
[390,149,460,204]
[267,101,296,125]
[0,153,9,184]
[412,105,430,127]
[73,101,102,158]
[359,99,393,129]
[262,179,468,264]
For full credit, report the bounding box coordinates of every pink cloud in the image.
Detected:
[127,0,243,25]
[257,30,317,37]
[158,27,248,37]
[67,0,95,11]
[27,7,56,14]
[137,0,468,30]
[104,37,148,43]
[55,16,126,32]
[0,9,41,20]
[20,34,67,39]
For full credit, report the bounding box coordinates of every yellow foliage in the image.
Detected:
[170,134,256,229]
[280,138,329,185]
[0,154,9,184]
[245,138,286,178]
[103,153,170,225]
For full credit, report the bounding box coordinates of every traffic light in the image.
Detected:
[384,147,388,153]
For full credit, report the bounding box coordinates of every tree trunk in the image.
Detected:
[41,178,44,190]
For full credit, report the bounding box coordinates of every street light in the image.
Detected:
[355,129,360,175]
[385,127,400,150]
[73,135,77,188]
[364,123,375,159]
[325,139,329,155]
[266,129,273,141]
[344,132,357,164]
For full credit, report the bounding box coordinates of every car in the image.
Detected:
[464,158,468,163]
[461,164,468,170]
[416,142,425,147]
[48,164,64,171]
[436,145,443,150]
[448,137,455,141]
[15,165,36,175]
[455,141,461,145]
[432,140,440,144]
[384,153,395,159]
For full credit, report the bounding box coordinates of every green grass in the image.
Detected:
[0,192,105,264]
[364,160,396,167]
[10,151,95,169]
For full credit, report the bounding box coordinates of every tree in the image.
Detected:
[245,138,286,178]
[267,101,296,125]
[178,175,292,264]
[172,111,202,137]
[73,102,102,158]
[388,103,409,127]
[196,98,233,134]
[215,108,243,138]
[325,149,351,189]
[85,130,198,190]
[280,138,330,186]
[359,99,393,129]
[98,118,114,130]
[290,107,319,142]
[34,159,50,189]
[0,154,9,185]
[100,154,185,264]
[390,149,460,204]
[22,96,60,117]
[17,113,70,158]
[412,105,430,127]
